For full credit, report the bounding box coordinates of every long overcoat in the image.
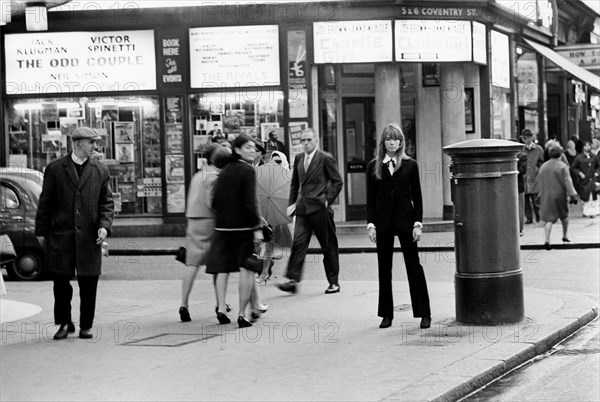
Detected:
[35,155,114,276]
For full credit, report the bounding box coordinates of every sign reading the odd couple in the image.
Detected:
[5,30,156,95]
[189,25,280,88]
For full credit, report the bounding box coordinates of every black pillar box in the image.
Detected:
[443,139,525,325]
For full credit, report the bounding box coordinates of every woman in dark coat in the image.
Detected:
[207,134,266,328]
[366,123,431,330]
[538,146,578,250]
[572,141,600,217]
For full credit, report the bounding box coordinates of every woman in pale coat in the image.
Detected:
[179,144,231,322]
[538,145,578,250]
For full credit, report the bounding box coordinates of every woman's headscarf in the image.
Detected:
[270,151,290,169]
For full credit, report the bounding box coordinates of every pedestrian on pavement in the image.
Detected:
[270,150,289,170]
[206,134,268,328]
[572,140,600,217]
[516,147,527,236]
[179,144,231,322]
[252,138,266,167]
[537,145,578,250]
[521,129,544,224]
[366,123,431,329]
[276,128,343,295]
[35,126,114,340]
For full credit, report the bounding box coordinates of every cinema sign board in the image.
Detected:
[5,30,156,95]
[395,20,473,62]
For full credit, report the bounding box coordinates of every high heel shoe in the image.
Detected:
[216,311,231,325]
[238,316,253,328]
[544,242,552,250]
[179,306,191,322]
[251,304,269,321]
[562,237,571,243]
[214,304,232,314]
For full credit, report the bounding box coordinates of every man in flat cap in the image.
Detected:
[36,126,114,340]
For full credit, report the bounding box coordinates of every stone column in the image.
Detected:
[374,64,401,135]
[440,63,466,220]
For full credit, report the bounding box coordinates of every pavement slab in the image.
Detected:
[1,279,597,402]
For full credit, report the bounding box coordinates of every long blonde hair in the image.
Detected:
[373,123,409,180]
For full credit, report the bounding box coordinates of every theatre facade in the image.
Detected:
[1,1,598,234]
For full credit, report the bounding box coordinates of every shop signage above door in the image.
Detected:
[395,20,472,62]
[313,20,392,64]
[5,30,156,95]
[554,45,600,71]
[189,25,280,88]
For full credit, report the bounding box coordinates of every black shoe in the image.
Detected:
[251,305,269,321]
[544,242,552,250]
[179,306,191,322]
[79,329,93,339]
[53,323,74,340]
[277,280,297,294]
[325,284,340,294]
[420,316,431,329]
[238,316,253,328]
[525,219,533,224]
[379,317,392,329]
[216,312,231,325]
[562,237,571,243]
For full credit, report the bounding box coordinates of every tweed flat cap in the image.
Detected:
[72,127,101,140]
[520,129,533,137]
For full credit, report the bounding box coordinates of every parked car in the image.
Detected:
[0,167,46,280]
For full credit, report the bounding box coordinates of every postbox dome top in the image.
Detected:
[443,139,524,156]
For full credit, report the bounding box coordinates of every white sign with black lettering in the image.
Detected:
[313,20,392,64]
[189,25,280,88]
[395,20,472,62]
[5,30,156,94]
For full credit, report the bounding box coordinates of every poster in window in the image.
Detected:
[166,124,184,153]
[59,118,78,137]
[116,143,135,163]
[224,110,245,133]
[193,135,211,153]
[464,88,475,133]
[167,183,186,213]
[422,63,439,86]
[166,154,185,183]
[120,164,136,182]
[42,134,66,153]
[119,184,135,203]
[145,145,161,164]
[114,122,134,143]
[260,122,279,142]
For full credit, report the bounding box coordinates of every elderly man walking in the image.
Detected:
[277,128,343,294]
[36,127,114,340]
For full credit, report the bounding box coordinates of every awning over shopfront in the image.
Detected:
[524,39,600,91]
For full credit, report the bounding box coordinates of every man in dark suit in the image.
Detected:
[36,127,114,340]
[366,123,431,329]
[277,128,343,294]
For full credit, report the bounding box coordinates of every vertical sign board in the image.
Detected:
[491,30,510,88]
[189,25,280,88]
[288,30,308,119]
[313,21,392,64]
[4,30,156,94]
[395,20,472,62]
[472,21,487,65]
[157,30,187,91]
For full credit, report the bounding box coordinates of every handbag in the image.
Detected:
[261,224,274,242]
[175,246,186,264]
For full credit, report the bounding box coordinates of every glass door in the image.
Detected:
[343,97,376,221]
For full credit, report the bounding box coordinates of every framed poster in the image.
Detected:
[464,88,475,133]
[114,122,134,143]
[116,143,134,163]
[166,154,185,183]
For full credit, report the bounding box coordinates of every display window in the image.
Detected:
[5,96,162,215]
[189,90,285,163]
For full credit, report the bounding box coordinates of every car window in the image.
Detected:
[1,184,20,209]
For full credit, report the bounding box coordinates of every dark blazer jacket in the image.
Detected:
[289,150,343,216]
[366,157,423,233]
[35,154,114,276]
[212,159,261,230]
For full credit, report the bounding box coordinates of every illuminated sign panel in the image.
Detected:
[5,30,156,95]
[313,21,392,64]
[189,25,280,88]
[491,30,510,88]
[472,21,487,65]
[395,20,472,62]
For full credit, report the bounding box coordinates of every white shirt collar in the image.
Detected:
[71,152,88,165]
[305,148,317,159]
[382,154,396,164]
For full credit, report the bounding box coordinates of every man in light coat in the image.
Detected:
[36,127,114,340]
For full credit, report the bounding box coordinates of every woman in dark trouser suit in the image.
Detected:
[366,123,431,329]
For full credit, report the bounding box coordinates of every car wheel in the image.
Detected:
[6,249,45,281]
